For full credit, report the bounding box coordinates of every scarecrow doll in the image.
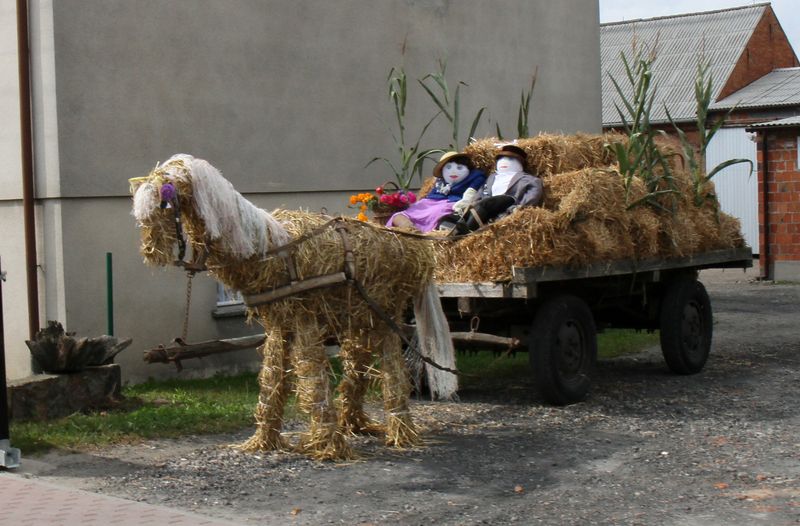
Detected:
[451,144,543,234]
[388,151,485,232]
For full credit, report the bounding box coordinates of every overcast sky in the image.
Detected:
[599,0,799,54]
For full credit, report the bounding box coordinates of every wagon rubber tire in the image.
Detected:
[529,294,597,405]
[659,277,713,375]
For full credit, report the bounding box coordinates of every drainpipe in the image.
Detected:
[762,132,771,280]
[17,0,40,339]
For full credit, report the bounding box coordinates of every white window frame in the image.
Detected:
[216,283,243,306]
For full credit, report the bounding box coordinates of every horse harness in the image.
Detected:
[166,205,459,375]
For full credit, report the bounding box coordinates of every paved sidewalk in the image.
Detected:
[0,472,241,526]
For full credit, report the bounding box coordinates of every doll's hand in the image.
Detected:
[453,188,477,216]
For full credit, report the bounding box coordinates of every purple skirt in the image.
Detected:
[386,198,454,233]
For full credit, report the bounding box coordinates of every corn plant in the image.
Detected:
[496,68,538,140]
[419,58,486,150]
[606,47,677,212]
[367,66,441,190]
[666,59,753,207]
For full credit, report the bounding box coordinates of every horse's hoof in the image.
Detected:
[295,440,354,461]
[236,432,288,453]
[353,422,386,437]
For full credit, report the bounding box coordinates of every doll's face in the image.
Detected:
[496,155,523,174]
[441,161,470,184]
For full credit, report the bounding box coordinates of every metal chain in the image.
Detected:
[182,271,194,341]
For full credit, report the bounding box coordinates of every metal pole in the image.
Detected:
[106,252,114,336]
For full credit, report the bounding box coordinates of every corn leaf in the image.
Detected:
[705,158,753,182]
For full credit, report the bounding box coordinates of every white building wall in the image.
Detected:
[0,3,22,201]
[0,4,32,380]
[706,127,759,252]
[0,204,33,379]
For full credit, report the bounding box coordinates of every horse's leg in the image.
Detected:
[293,318,352,460]
[239,325,290,452]
[338,332,384,435]
[378,326,419,448]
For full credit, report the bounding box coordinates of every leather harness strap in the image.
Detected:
[239,219,459,376]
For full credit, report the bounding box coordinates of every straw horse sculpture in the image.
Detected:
[130,154,450,460]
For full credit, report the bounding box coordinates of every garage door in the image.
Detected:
[705,127,758,252]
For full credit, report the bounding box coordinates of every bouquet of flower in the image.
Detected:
[349,182,417,222]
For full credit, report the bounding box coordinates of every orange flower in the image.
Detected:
[357,212,368,222]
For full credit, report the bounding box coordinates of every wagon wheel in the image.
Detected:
[529,294,597,405]
[659,276,713,375]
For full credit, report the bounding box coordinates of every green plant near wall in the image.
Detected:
[419,58,486,151]
[367,66,442,191]
[496,68,538,140]
[666,59,753,207]
[605,46,678,212]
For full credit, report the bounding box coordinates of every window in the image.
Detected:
[216,284,243,306]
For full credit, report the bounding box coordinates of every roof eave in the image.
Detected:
[602,118,696,128]
[710,101,800,112]
[745,121,800,131]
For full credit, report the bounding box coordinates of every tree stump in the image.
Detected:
[25,321,131,373]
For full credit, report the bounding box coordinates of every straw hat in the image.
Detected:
[494,144,527,162]
[433,151,472,178]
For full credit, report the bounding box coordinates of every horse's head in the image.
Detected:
[131,154,290,268]
[130,154,196,267]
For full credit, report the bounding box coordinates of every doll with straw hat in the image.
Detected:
[388,151,485,232]
[450,143,543,234]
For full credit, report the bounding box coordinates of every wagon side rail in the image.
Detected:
[437,246,753,299]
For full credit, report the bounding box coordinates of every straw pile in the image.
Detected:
[240,212,431,457]
[434,134,744,282]
[132,157,437,460]
[464,133,623,178]
[217,212,433,459]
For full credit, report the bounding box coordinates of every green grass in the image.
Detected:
[597,328,659,358]
[10,372,262,454]
[9,330,658,454]
[457,329,659,389]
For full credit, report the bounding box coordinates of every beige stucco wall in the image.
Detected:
[60,193,355,383]
[0,3,23,201]
[0,204,35,380]
[51,0,601,197]
[3,0,601,381]
[0,4,31,380]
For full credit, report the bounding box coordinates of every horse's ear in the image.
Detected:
[132,181,161,220]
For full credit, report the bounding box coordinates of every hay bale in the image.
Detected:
[464,133,621,178]
[434,134,746,283]
[719,212,745,248]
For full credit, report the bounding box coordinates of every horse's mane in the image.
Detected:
[134,154,290,259]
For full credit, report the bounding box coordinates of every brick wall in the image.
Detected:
[725,108,800,127]
[757,127,800,278]
[718,7,800,100]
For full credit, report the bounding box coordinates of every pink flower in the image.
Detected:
[399,194,408,204]
[375,186,384,195]
[379,194,391,204]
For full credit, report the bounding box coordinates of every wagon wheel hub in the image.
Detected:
[556,320,584,375]
[681,301,702,355]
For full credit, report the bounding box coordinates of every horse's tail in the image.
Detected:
[412,281,459,401]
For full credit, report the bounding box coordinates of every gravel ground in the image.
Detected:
[14,265,800,525]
